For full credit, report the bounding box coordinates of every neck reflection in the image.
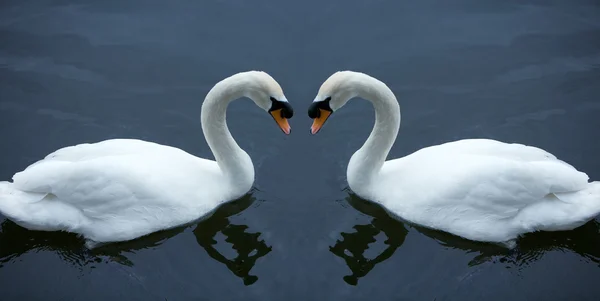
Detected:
[330,192,409,285]
[192,192,272,285]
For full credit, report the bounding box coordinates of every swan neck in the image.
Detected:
[200,77,254,187]
[348,75,400,188]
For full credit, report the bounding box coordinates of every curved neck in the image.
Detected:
[200,76,254,186]
[347,74,401,188]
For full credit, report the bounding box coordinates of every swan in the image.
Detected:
[308,70,600,247]
[0,70,294,248]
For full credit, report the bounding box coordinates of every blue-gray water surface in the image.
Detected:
[1,0,600,300]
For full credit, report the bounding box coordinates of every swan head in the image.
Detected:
[307,71,358,134]
[240,71,294,134]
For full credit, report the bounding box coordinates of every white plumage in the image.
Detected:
[0,139,226,245]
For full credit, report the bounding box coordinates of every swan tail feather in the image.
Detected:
[12,160,70,193]
[514,181,600,233]
[0,181,84,232]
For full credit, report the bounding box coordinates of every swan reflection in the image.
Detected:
[332,191,600,285]
[0,191,271,285]
[192,193,272,285]
[330,193,409,285]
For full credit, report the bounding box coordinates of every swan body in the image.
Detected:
[0,71,293,248]
[308,71,600,246]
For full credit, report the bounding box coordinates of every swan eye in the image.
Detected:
[270,96,277,102]
[324,96,332,102]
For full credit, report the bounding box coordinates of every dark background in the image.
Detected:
[1,0,599,300]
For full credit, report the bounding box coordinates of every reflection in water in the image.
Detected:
[330,194,409,285]
[332,191,600,285]
[0,215,188,268]
[193,194,272,286]
[0,190,271,285]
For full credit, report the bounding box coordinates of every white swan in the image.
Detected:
[0,71,293,248]
[308,70,600,247]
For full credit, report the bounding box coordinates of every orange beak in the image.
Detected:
[310,109,332,134]
[269,109,291,134]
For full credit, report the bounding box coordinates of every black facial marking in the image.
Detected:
[307,98,332,119]
[269,97,294,119]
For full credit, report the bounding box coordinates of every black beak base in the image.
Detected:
[308,99,332,118]
[269,99,294,119]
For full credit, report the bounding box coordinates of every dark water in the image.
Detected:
[1,0,600,300]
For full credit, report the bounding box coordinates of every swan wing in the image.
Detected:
[376,140,593,241]
[3,140,225,242]
[411,139,561,162]
[30,139,176,163]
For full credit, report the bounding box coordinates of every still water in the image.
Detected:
[1,0,599,300]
